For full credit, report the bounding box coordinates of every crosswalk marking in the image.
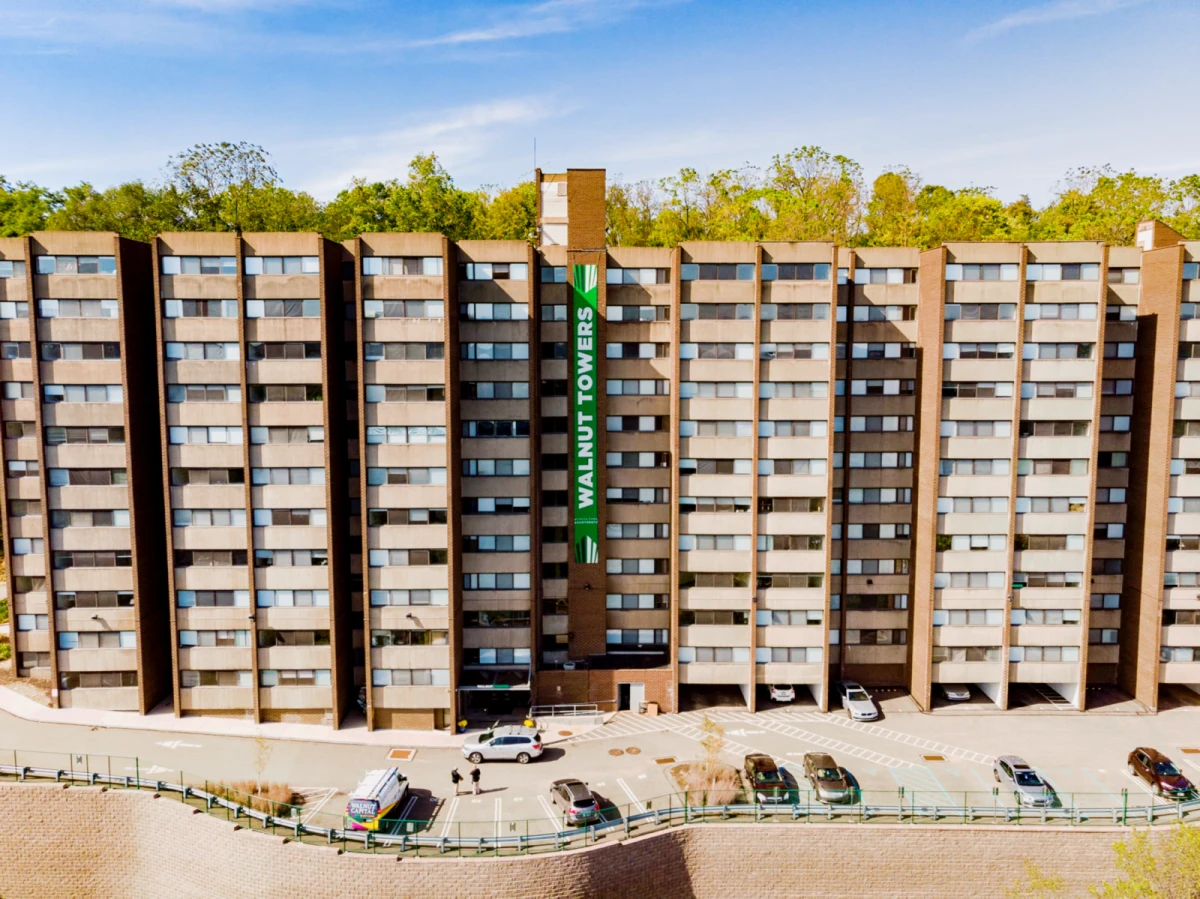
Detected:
[750,719,919,769]
[798,712,995,765]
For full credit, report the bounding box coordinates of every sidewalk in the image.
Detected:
[0,685,597,748]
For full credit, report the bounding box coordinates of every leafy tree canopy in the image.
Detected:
[4,144,1200,246]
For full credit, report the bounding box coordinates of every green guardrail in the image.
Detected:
[1,747,1197,857]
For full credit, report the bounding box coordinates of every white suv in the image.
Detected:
[462,725,544,764]
[769,684,795,703]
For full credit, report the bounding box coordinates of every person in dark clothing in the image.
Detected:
[470,766,481,795]
[451,768,463,796]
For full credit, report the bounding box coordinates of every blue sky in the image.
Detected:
[1,0,1196,203]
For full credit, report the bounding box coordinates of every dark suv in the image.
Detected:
[1127,747,1194,800]
[744,754,790,804]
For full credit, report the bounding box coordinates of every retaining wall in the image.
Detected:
[0,783,1140,898]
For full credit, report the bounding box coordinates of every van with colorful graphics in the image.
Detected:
[345,767,408,831]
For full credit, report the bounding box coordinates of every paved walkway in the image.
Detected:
[0,686,597,748]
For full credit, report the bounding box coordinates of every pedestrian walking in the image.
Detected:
[470,766,481,795]
[451,768,463,796]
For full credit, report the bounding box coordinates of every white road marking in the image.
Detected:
[799,713,994,765]
[294,786,337,824]
[439,796,459,838]
[595,782,607,787]
[124,765,171,775]
[750,719,919,769]
[494,797,502,840]
[388,795,419,834]
[617,777,645,813]
[537,794,563,833]
[154,740,202,750]
[1123,770,1170,805]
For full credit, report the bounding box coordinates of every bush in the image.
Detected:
[212,781,302,816]
[0,638,9,662]
[670,762,743,806]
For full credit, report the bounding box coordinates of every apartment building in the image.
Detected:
[3,173,1199,728]
[0,233,168,712]
[151,233,351,726]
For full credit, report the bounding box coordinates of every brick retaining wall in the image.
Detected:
[0,783,1138,898]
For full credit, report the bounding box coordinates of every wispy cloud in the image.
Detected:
[399,0,668,49]
[965,0,1149,42]
[287,97,562,197]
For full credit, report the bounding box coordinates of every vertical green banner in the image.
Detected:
[571,263,600,564]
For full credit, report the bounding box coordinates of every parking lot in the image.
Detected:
[4,691,1200,836]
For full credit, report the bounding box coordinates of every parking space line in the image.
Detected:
[537,794,562,833]
[617,777,645,813]
[295,786,337,824]
[389,795,419,834]
[801,714,994,765]
[493,798,502,840]
[753,720,920,769]
[1080,768,1119,797]
[439,796,459,838]
[1122,770,1170,805]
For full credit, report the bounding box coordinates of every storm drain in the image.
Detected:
[388,748,416,761]
[655,757,676,765]
[921,754,946,762]
[1182,748,1200,754]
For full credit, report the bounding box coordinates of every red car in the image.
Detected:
[1127,747,1194,799]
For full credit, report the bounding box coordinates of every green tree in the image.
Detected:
[1035,167,1169,244]
[478,180,537,241]
[1166,174,1200,239]
[46,182,187,242]
[225,185,323,234]
[0,177,58,236]
[913,185,1012,246]
[606,178,660,246]
[1092,824,1200,898]
[759,146,865,244]
[166,141,280,233]
[863,168,922,247]
[322,154,483,241]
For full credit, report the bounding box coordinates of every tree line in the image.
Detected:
[2,141,1198,247]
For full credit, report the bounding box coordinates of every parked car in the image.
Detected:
[836,681,879,720]
[769,684,795,703]
[802,752,855,803]
[940,683,971,702]
[462,725,543,764]
[993,755,1055,807]
[1127,747,1195,799]
[549,778,601,824]
[744,753,791,804]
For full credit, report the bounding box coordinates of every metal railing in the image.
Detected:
[2,748,1197,858]
[528,702,607,717]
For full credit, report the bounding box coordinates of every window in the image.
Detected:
[255,590,330,608]
[463,535,531,553]
[941,420,1012,438]
[369,629,448,647]
[243,256,318,275]
[677,646,753,662]
[460,342,530,360]
[754,647,824,663]
[168,426,243,445]
[1023,343,1094,360]
[0,260,27,278]
[362,256,442,277]
[60,672,138,689]
[246,342,320,361]
[1020,382,1092,399]
[171,467,245,486]
[1108,268,1139,285]
[680,496,754,514]
[6,460,40,478]
[680,263,756,281]
[180,629,250,647]
[167,384,241,403]
[252,508,327,527]
[761,263,831,281]
[933,572,1007,589]
[759,343,830,361]
[607,342,669,359]
[55,591,133,610]
[50,509,129,528]
[460,262,528,281]
[679,303,755,321]
[368,549,448,567]
[945,303,1016,321]
[608,416,667,433]
[1017,420,1090,438]
[607,379,670,396]
[53,551,132,569]
[931,646,1003,662]
[177,590,251,608]
[605,267,670,285]
[460,382,528,400]
[174,550,248,567]
[1024,304,1097,320]
[41,342,119,360]
[680,382,753,399]
[369,589,450,606]
[1009,646,1081,662]
[43,384,123,404]
[46,427,125,445]
[461,420,527,438]
[368,506,450,524]
[462,573,532,590]
[756,420,827,438]
[164,300,238,318]
[250,426,324,444]
[0,342,31,358]
[366,342,446,361]
[160,255,236,275]
[58,631,136,650]
[372,668,452,686]
[36,255,116,275]
[165,342,240,361]
[245,299,321,318]
[366,466,445,486]
[460,459,529,477]
[362,299,444,319]
[173,509,247,527]
[607,487,670,504]
[1011,609,1081,625]
[39,299,118,318]
[942,343,1016,360]
[606,558,669,575]
[944,264,1018,281]
[849,416,913,433]
[459,302,529,321]
[1025,263,1099,281]
[180,670,252,688]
